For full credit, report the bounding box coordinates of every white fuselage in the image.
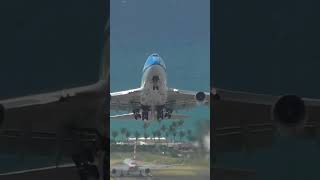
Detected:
[140,64,168,120]
[124,158,138,170]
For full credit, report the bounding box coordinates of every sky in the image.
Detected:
[110,0,210,92]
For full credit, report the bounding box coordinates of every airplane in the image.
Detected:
[110,53,210,124]
[111,143,151,177]
[0,16,110,180]
[110,143,175,177]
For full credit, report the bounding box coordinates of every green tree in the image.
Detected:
[134,131,140,144]
[143,123,148,134]
[156,130,162,143]
[144,132,149,143]
[152,131,157,143]
[125,130,131,142]
[169,125,176,143]
[171,121,177,129]
[160,124,167,133]
[178,119,184,128]
[179,130,185,142]
[172,131,177,144]
[187,129,192,136]
[165,131,170,146]
[120,128,127,141]
[111,130,118,143]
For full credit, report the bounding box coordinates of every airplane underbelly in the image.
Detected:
[140,88,167,106]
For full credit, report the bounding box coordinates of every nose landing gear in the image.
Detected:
[164,109,173,119]
[141,106,150,121]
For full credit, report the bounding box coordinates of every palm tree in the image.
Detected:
[112,130,118,143]
[120,128,127,141]
[134,131,140,144]
[187,129,192,136]
[178,119,184,128]
[171,121,177,129]
[179,130,185,142]
[165,131,170,146]
[169,125,176,143]
[156,130,162,143]
[144,132,149,143]
[125,130,131,142]
[152,131,157,143]
[172,131,177,144]
[143,123,149,134]
[160,124,166,133]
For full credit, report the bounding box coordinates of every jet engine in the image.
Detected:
[272,95,306,131]
[145,168,150,174]
[195,92,206,104]
[0,104,4,126]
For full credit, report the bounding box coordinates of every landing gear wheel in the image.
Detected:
[165,109,173,119]
[133,109,141,120]
[142,111,148,120]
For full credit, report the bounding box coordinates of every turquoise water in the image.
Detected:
[110,0,210,139]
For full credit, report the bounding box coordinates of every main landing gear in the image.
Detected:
[141,106,150,120]
[133,106,150,120]
[133,109,141,120]
[156,106,173,120]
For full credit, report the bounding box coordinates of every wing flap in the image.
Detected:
[110,88,142,112]
[166,88,210,111]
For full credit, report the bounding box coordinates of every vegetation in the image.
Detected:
[111,120,200,145]
[111,130,118,143]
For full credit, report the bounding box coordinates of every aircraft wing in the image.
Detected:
[0,81,108,159]
[212,87,320,152]
[165,88,210,111]
[110,88,142,112]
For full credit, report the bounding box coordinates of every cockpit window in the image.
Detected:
[142,54,166,72]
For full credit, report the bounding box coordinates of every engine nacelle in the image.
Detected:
[195,91,206,104]
[272,95,306,132]
[0,104,4,126]
[145,168,150,174]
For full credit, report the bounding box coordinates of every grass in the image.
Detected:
[110,151,210,177]
[151,165,210,176]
